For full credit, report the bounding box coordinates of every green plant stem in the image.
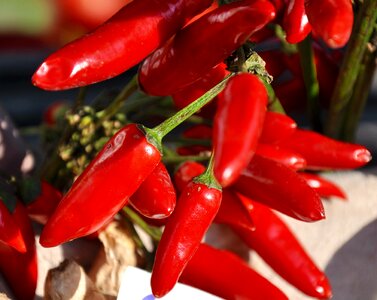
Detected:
[325,0,377,138]
[149,75,232,142]
[264,82,286,114]
[194,152,221,190]
[298,36,322,132]
[123,207,162,241]
[96,75,138,124]
[342,39,377,141]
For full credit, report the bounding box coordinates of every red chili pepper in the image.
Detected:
[171,63,229,118]
[214,73,268,187]
[304,0,354,48]
[282,0,311,44]
[259,111,297,144]
[278,129,372,169]
[176,124,212,156]
[259,50,288,78]
[0,200,27,253]
[40,123,162,247]
[233,198,332,299]
[234,154,325,222]
[273,77,307,112]
[180,243,289,300]
[173,161,254,231]
[300,172,347,200]
[256,143,307,170]
[26,180,62,225]
[139,0,276,96]
[151,173,222,297]
[0,202,37,300]
[129,162,176,219]
[32,0,213,90]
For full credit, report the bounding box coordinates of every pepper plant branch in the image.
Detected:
[297,36,322,132]
[342,31,377,141]
[325,0,377,138]
[150,75,233,141]
[194,151,221,190]
[263,82,286,114]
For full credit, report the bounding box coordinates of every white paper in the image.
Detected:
[117,266,223,300]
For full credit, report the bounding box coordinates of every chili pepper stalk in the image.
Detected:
[325,0,377,139]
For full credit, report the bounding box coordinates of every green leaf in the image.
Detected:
[18,177,42,206]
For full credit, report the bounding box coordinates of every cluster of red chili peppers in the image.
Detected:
[0,0,371,299]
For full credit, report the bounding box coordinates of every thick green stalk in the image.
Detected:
[264,82,286,114]
[325,0,377,138]
[342,40,377,141]
[298,36,322,132]
[193,152,221,190]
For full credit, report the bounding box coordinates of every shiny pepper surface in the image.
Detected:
[40,124,161,247]
[214,73,268,187]
[139,0,276,96]
[279,129,372,169]
[282,0,311,44]
[235,155,325,222]
[129,162,176,219]
[151,180,222,297]
[304,0,353,48]
[234,199,332,299]
[180,243,289,300]
[32,0,213,90]
[259,111,297,144]
[0,202,37,300]
[0,201,27,253]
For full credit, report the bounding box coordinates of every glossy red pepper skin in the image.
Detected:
[139,0,276,96]
[180,243,289,300]
[234,199,332,299]
[300,172,347,200]
[151,181,222,297]
[173,161,254,231]
[304,0,353,48]
[259,111,297,144]
[278,129,372,169]
[0,201,27,253]
[26,181,62,225]
[171,63,229,118]
[214,73,268,187]
[0,203,37,300]
[32,0,213,90]
[129,162,176,219]
[234,155,325,222]
[282,0,311,44]
[256,143,307,170]
[40,124,161,247]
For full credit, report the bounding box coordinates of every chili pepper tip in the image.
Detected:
[314,275,333,299]
[32,58,74,91]
[354,148,372,164]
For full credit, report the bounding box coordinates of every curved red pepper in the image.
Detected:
[0,202,37,300]
[180,243,289,300]
[282,0,311,44]
[0,200,27,253]
[32,0,213,90]
[173,161,254,231]
[129,162,176,219]
[256,143,307,170]
[151,180,222,297]
[278,129,372,169]
[259,111,297,144]
[300,172,347,200]
[40,123,162,247]
[26,180,62,225]
[234,198,332,299]
[304,0,353,48]
[214,73,268,187]
[139,0,276,96]
[234,154,325,222]
[171,63,229,117]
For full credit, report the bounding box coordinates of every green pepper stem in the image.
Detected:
[263,81,286,114]
[325,0,377,138]
[298,36,322,132]
[194,152,222,190]
[150,75,232,142]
